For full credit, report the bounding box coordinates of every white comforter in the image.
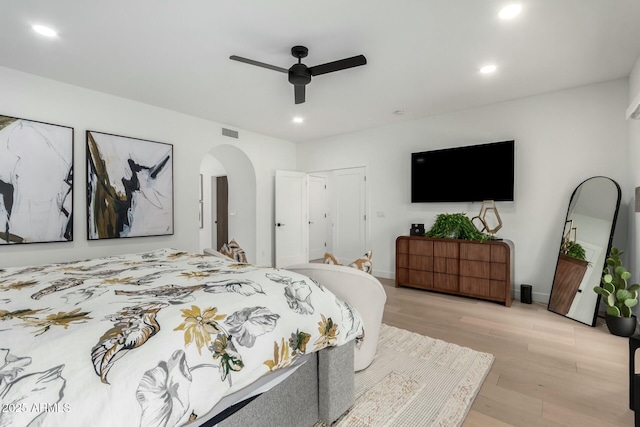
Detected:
[0,249,362,427]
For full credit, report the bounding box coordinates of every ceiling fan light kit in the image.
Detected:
[230,45,367,104]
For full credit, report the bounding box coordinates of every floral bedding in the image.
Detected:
[0,248,363,427]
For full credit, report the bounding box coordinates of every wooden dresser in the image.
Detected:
[396,236,514,306]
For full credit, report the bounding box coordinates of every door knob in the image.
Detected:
[276,223,285,227]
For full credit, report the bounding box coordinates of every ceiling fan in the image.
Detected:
[230,46,367,104]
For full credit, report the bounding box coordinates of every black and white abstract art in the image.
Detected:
[86,131,173,240]
[0,115,74,244]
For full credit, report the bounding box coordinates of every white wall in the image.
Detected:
[297,79,630,303]
[0,66,296,268]
[628,56,640,293]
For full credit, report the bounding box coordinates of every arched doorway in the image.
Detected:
[199,145,257,262]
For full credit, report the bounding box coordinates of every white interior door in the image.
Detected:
[275,170,308,268]
[334,167,366,261]
[308,175,328,260]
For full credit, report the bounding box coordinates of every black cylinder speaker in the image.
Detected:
[521,284,532,304]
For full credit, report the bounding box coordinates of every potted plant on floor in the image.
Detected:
[593,247,639,337]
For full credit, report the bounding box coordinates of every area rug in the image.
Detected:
[327,324,494,427]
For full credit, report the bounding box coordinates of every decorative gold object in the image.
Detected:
[561,220,578,253]
[472,200,503,236]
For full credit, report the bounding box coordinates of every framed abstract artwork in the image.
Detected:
[86,130,173,240]
[0,115,74,244]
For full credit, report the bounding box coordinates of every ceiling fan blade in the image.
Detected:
[229,55,288,73]
[294,85,306,104]
[308,55,367,76]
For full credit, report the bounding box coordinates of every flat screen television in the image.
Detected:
[411,140,515,202]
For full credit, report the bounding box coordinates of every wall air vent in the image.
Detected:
[222,128,239,138]
[627,91,640,120]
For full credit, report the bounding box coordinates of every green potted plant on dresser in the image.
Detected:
[425,213,490,241]
[593,247,639,337]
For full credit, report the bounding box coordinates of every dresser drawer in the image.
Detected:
[409,239,433,256]
[409,255,433,271]
[460,242,491,261]
[460,260,490,279]
[409,270,434,288]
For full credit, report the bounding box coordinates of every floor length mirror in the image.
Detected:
[548,176,621,326]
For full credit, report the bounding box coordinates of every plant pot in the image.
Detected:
[605,314,638,337]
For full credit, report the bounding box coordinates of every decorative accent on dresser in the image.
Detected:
[410,223,425,236]
[395,236,514,306]
[471,200,503,236]
[425,212,490,241]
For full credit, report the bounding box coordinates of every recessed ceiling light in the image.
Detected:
[479,64,497,74]
[393,110,405,115]
[292,116,304,124]
[32,24,57,38]
[498,4,522,20]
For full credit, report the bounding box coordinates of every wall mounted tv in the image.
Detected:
[411,140,515,203]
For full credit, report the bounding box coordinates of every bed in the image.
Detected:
[0,248,363,426]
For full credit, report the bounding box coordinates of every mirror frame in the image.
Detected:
[547,176,621,326]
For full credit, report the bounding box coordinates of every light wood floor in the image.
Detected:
[377,278,634,427]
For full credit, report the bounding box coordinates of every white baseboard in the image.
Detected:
[372,269,394,280]
[514,288,550,304]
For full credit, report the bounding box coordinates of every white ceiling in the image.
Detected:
[2,1,640,143]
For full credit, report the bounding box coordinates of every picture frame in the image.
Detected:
[199,174,203,201]
[199,201,204,229]
[86,130,173,240]
[0,114,74,244]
